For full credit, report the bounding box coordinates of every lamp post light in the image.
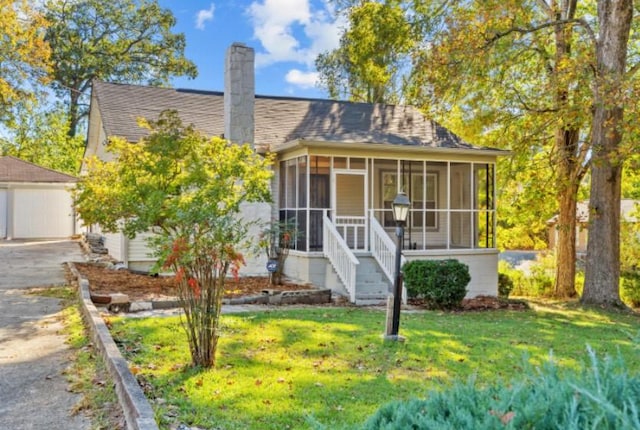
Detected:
[385,191,410,341]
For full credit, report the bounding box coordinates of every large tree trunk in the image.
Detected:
[550,2,581,298]
[554,177,578,298]
[582,0,632,307]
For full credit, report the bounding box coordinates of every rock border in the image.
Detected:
[68,262,159,430]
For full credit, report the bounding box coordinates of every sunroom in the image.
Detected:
[275,142,503,304]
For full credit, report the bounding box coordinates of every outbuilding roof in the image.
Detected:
[0,156,77,183]
[92,81,505,154]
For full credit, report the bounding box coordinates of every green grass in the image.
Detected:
[109,304,640,430]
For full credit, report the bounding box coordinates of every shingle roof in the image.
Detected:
[0,156,77,183]
[92,81,500,153]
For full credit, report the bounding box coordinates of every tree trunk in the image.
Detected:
[554,178,578,298]
[550,4,581,299]
[68,90,80,139]
[582,0,632,307]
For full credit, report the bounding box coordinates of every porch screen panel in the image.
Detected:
[450,163,472,248]
[309,156,330,251]
[298,157,307,207]
[426,162,448,249]
[285,159,297,208]
[474,163,495,248]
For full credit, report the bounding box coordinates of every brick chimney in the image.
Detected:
[224,43,255,146]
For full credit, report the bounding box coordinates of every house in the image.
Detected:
[547,199,639,253]
[0,156,77,239]
[83,43,507,303]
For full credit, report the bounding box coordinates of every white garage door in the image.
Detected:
[0,189,6,238]
[13,188,75,238]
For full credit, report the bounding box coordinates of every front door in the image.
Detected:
[332,171,367,250]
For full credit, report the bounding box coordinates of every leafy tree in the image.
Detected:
[582,0,634,307]
[0,0,50,123]
[74,111,273,367]
[316,0,414,103]
[1,103,84,174]
[43,0,198,137]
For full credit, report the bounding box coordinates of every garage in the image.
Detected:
[0,156,77,239]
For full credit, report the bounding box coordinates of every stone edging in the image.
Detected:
[68,262,159,430]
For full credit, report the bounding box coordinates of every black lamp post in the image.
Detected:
[385,191,410,341]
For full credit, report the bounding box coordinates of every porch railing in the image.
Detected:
[323,213,359,302]
[370,215,407,303]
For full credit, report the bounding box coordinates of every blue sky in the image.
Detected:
[157,0,345,99]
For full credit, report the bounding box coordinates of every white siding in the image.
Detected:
[12,186,75,239]
[238,201,271,275]
[101,231,124,261]
[0,189,6,238]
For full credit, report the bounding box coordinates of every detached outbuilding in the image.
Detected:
[0,156,77,239]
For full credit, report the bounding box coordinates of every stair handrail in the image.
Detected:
[323,213,359,302]
[369,215,407,303]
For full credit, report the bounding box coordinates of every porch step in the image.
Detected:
[324,255,391,305]
[355,256,390,305]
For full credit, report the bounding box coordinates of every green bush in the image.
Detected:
[498,272,514,299]
[363,348,640,430]
[402,259,470,309]
[621,271,640,308]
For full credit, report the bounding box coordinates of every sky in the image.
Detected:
[157,0,346,99]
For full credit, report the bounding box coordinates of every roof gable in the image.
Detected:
[92,81,501,154]
[0,156,77,183]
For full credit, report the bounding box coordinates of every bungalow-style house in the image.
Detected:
[0,156,77,239]
[84,43,507,303]
[547,199,639,253]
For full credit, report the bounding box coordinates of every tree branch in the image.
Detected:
[484,18,596,47]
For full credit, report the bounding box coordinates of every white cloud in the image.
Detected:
[195,3,215,30]
[247,0,343,69]
[285,69,319,89]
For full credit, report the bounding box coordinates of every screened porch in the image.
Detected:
[278,155,496,254]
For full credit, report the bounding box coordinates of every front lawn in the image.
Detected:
[109,304,640,429]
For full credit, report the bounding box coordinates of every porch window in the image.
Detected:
[278,155,330,252]
[381,171,437,229]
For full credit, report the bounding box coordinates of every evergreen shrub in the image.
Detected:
[402,259,470,309]
[498,272,514,299]
[363,348,640,430]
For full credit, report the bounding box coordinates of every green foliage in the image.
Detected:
[43,0,197,136]
[0,0,50,124]
[499,255,559,298]
[363,348,640,430]
[75,110,273,367]
[498,272,514,299]
[1,103,84,174]
[621,272,640,308]
[315,0,413,103]
[403,259,470,309]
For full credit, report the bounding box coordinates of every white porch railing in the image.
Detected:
[323,213,359,302]
[370,215,407,303]
[334,215,368,251]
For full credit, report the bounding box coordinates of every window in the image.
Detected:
[411,173,438,229]
[382,171,438,228]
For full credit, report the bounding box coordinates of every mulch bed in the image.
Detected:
[74,262,529,311]
[73,262,311,302]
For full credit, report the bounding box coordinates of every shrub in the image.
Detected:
[363,348,640,430]
[498,272,514,299]
[402,259,470,310]
[621,271,640,308]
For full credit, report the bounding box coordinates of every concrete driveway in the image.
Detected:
[0,240,91,429]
